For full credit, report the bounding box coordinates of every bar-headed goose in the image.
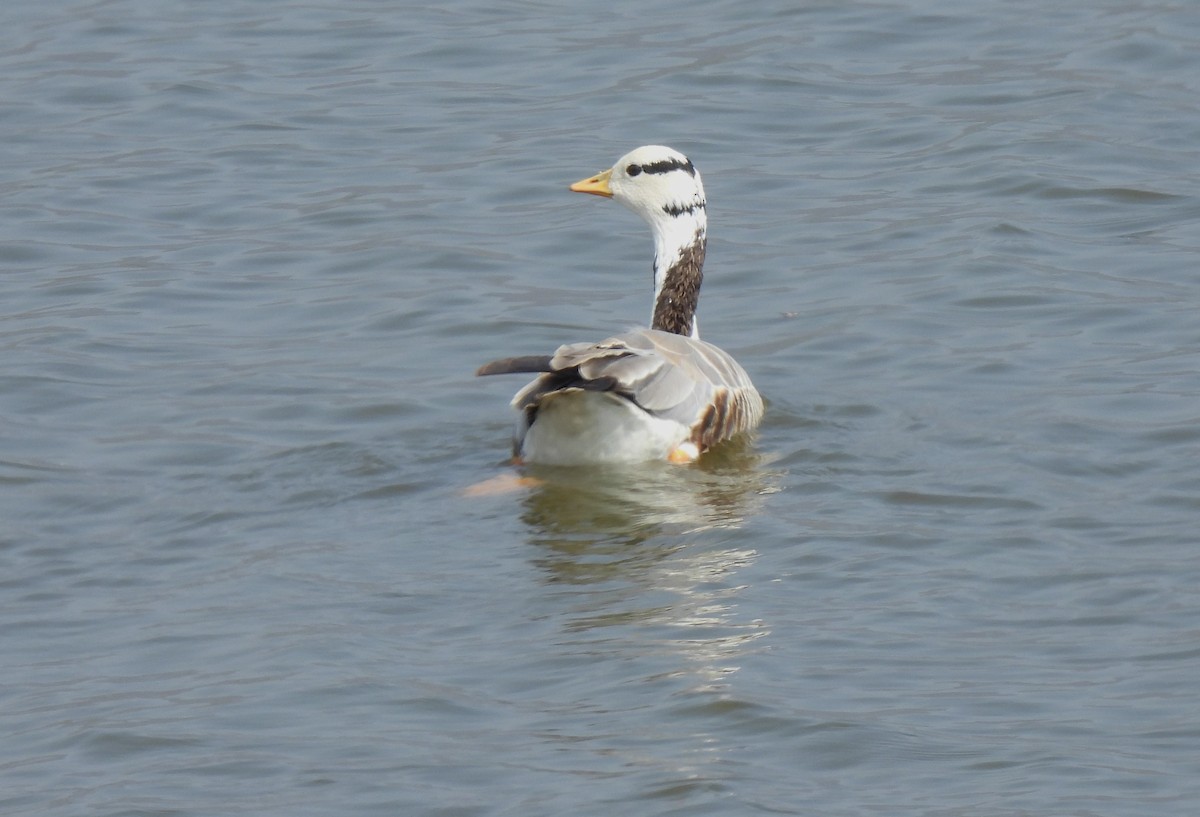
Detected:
[477,145,763,465]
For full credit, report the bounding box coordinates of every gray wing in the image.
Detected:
[480,328,763,452]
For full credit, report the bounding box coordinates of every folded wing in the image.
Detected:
[480,327,762,454]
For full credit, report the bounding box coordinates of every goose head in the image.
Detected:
[569,144,706,235]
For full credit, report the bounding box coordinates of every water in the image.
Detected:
[2,0,1199,814]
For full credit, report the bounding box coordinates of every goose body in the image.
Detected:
[477,145,763,466]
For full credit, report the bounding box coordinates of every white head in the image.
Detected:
[570,145,706,238]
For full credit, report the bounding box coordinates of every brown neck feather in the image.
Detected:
[651,235,706,336]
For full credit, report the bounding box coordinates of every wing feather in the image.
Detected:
[479,327,762,456]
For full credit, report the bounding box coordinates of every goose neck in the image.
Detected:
[650,220,706,338]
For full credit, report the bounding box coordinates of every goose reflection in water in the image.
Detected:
[517,443,780,692]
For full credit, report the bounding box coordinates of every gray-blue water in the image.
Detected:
[3,1,1199,814]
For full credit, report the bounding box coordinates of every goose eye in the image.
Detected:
[626,164,642,177]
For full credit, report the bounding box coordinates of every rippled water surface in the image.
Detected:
[3,1,1200,815]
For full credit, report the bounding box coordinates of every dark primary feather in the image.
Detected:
[475,355,554,376]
